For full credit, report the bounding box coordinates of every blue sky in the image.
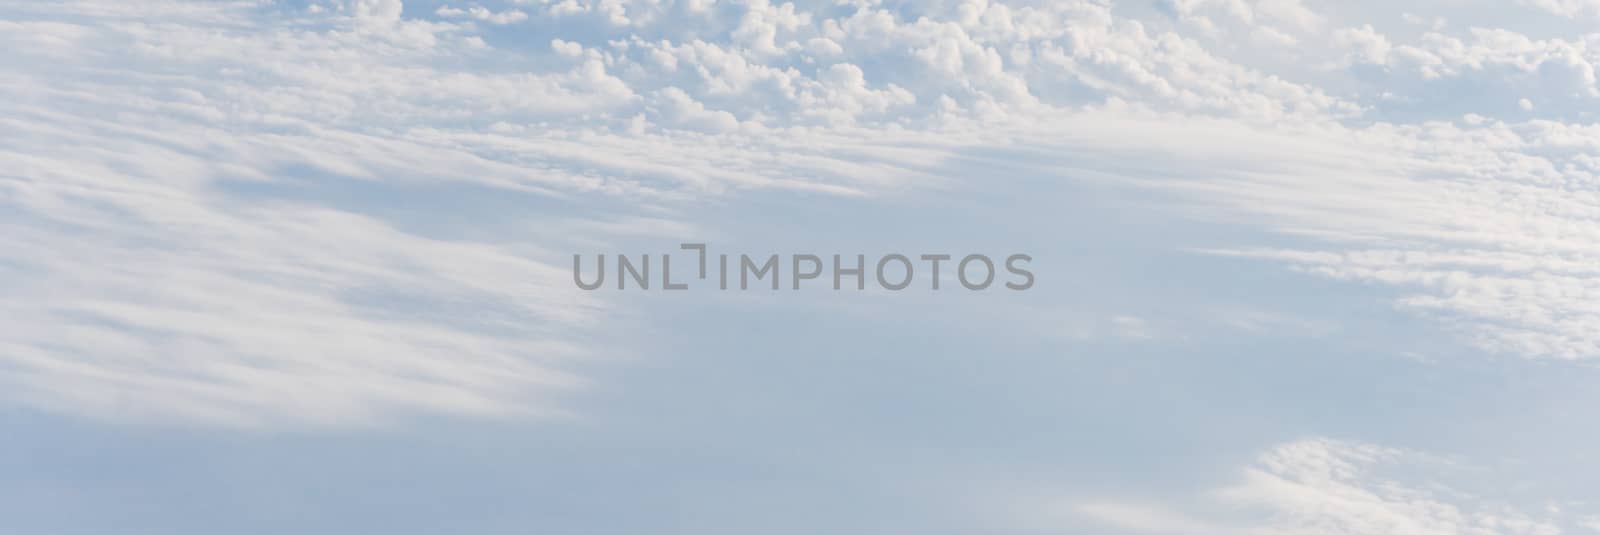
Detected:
[7,0,1600,533]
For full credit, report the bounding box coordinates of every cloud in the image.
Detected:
[436,5,529,25]
[12,0,1600,427]
[0,0,620,427]
[336,0,404,24]
[1074,438,1568,535]
[1516,0,1600,18]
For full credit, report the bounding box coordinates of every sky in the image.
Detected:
[7,0,1600,533]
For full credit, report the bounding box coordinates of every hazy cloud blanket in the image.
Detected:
[7,1,1600,533]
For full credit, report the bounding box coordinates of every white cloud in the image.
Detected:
[13,0,1600,427]
[436,5,530,25]
[1074,438,1568,535]
[1517,0,1600,18]
[337,0,404,24]
[1332,24,1393,65]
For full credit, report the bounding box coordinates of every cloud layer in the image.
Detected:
[10,0,1600,429]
